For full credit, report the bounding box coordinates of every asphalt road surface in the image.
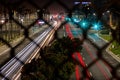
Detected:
[64,22,114,80]
[0,21,60,80]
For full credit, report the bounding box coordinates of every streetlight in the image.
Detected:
[79,19,89,30]
[102,13,105,15]
[1,20,5,24]
[82,22,86,26]
[87,7,90,10]
[107,10,110,13]
[93,13,96,16]
[92,21,102,35]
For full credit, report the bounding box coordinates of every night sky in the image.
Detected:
[0,0,120,14]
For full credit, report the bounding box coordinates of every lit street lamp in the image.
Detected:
[92,21,102,35]
[0,20,5,24]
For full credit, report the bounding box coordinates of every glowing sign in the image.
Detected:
[82,2,91,4]
[74,2,91,5]
[74,2,80,5]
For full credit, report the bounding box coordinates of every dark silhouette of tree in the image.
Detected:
[21,37,83,80]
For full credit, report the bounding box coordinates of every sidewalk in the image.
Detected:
[97,34,120,63]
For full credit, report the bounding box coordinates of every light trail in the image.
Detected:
[69,23,112,79]
[0,21,59,80]
[65,24,91,79]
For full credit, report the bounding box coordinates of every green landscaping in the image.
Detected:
[110,41,120,56]
[99,34,120,56]
[99,34,112,41]
[21,37,83,80]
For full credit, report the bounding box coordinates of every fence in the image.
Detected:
[0,0,120,79]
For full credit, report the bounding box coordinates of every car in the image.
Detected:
[38,20,45,25]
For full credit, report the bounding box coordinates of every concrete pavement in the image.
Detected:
[97,34,120,63]
[68,22,120,79]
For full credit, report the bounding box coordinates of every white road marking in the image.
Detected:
[90,72,93,76]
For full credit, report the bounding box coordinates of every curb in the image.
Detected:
[106,44,120,63]
[98,34,120,63]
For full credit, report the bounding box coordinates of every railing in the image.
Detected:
[0,0,120,79]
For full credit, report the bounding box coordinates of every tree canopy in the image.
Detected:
[21,37,83,80]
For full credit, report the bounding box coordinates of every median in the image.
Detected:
[99,34,120,57]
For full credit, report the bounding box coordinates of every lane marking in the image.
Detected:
[90,72,92,76]
[86,64,88,67]
[84,43,110,80]
[83,57,85,60]
[66,24,91,79]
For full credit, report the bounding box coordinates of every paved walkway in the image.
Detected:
[97,34,120,63]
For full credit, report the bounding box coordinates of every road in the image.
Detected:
[69,22,120,65]
[0,25,49,67]
[64,22,113,80]
[0,21,60,80]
